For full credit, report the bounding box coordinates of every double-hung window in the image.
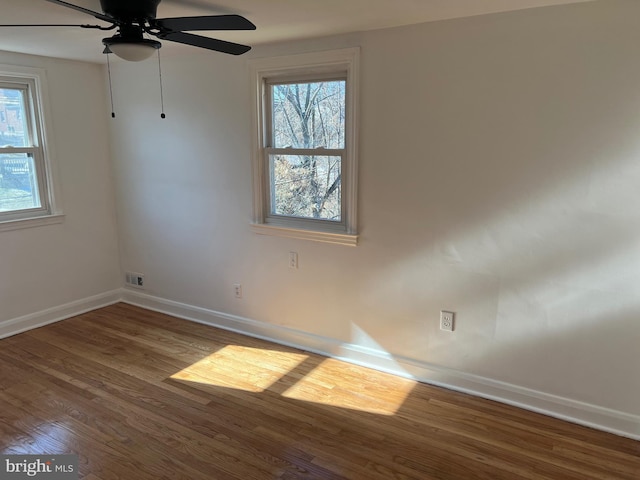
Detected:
[251,48,359,246]
[0,66,59,228]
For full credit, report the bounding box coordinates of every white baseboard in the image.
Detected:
[122,289,640,441]
[0,290,122,339]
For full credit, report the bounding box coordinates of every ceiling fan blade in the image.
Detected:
[0,24,109,29]
[155,15,255,32]
[44,0,116,23]
[157,31,251,55]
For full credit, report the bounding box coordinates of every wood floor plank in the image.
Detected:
[1,303,638,479]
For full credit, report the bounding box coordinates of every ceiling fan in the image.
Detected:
[3,0,256,61]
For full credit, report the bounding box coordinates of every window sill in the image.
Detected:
[251,223,358,247]
[0,213,65,232]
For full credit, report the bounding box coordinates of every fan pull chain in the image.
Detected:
[106,52,115,118]
[157,49,166,119]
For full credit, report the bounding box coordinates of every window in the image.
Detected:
[0,65,60,229]
[251,48,359,246]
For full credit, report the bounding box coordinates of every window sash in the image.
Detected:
[266,147,344,156]
[265,72,347,86]
[0,81,38,148]
[265,79,347,151]
[0,76,50,222]
[263,78,348,226]
[0,147,37,155]
[263,147,346,227]
[0,150,49,220]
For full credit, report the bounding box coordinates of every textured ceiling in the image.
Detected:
[0,0,594,63]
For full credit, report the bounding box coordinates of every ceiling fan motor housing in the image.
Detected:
[100,0,161,22]
[38,0,254,57]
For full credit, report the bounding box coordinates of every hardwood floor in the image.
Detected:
[0,303,638,479]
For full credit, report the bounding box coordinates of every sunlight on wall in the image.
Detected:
[363,144,640,349]
[343,323,415,376]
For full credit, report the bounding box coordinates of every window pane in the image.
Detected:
[270,154,341,221]
[0,88,30,147]
[271,81,345,149]
[0,154,40,212]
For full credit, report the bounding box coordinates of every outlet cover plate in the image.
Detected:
[440,310,455,332]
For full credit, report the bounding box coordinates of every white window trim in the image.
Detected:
[0,64,63,231]
[249,48,359,246]
[0,213,64,233]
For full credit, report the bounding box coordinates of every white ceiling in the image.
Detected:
[0,0,593,63]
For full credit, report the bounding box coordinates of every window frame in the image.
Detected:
[0,65,62,230]
[250,48,359,246]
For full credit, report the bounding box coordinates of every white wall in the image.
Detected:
[0,51,121,324]
[109,0,639,434]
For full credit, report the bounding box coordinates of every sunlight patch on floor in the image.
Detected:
[170,345,308,393]
[171,346,416,415]
[281,358,417,416]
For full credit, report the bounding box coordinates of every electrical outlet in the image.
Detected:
[233,283,242,298]
[289,251,298,269]
[440,311,455,332]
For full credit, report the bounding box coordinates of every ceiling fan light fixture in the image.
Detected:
[30,1,254,59]
[103,37,161,62]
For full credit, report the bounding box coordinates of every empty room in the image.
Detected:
[0,0,638,478]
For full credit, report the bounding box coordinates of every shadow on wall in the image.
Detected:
[340,5,640,415]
